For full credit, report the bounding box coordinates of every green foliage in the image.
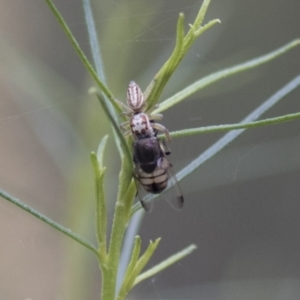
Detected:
[0,0,299,299]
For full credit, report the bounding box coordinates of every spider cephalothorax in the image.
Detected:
[121,81,170,142]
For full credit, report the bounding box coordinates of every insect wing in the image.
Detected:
[165,164,184,211]
[140,193,154,213]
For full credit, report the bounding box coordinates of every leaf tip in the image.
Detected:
[135,235,142,242]
[190,244,197,250]
[156,237,162,243]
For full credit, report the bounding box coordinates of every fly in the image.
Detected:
[133,136,184,212]
[119,81,184,211]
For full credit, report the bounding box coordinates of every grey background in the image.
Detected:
[0,0,299,299]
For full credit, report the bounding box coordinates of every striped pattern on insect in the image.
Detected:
[133,136,184,212]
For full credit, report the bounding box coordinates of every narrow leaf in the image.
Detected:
[117,236,141,299]
[131,74,300,214]
[91,135,109,261]
[90,88,132,171]
[154,39,300,114]
[145,0,219,109]
[134,244,197,286]
[169,111,300,139]
[123,238,161,294]
[44,0,120,112]
[0,188,98,254]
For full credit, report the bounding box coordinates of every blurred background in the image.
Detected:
[0,0,299,299]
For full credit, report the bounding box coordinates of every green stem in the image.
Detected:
[102,203,128,299]
[145,0,220,108]
[102,168,136,300]
[131,74,300,215]
[44,0,121,114]
[116,236,141,299]
[169,111,300,138]
[117,238,161,300]
[134,244,197,286]
[90,89,133,171]
[91,150,108,262]
[0,188,98,255]
[82,0,106,82]
[154,39,300,114]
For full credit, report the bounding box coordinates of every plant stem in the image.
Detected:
[44,0,121,113]
[130,74,300,214]
[99,165,135,300]
[0,188,98,254]
[103,198,129,300]
[82,0,106,82]
[117,210,145,290]
[134,244,197,286]
[169,111,300,138]
[154,39,300,114]
[145,0,220,108]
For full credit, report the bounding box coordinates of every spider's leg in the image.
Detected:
[152,123,171,142]
[150,113,163,121]
[160,138,171,155]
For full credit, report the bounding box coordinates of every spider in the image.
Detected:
[120,81,171,142]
